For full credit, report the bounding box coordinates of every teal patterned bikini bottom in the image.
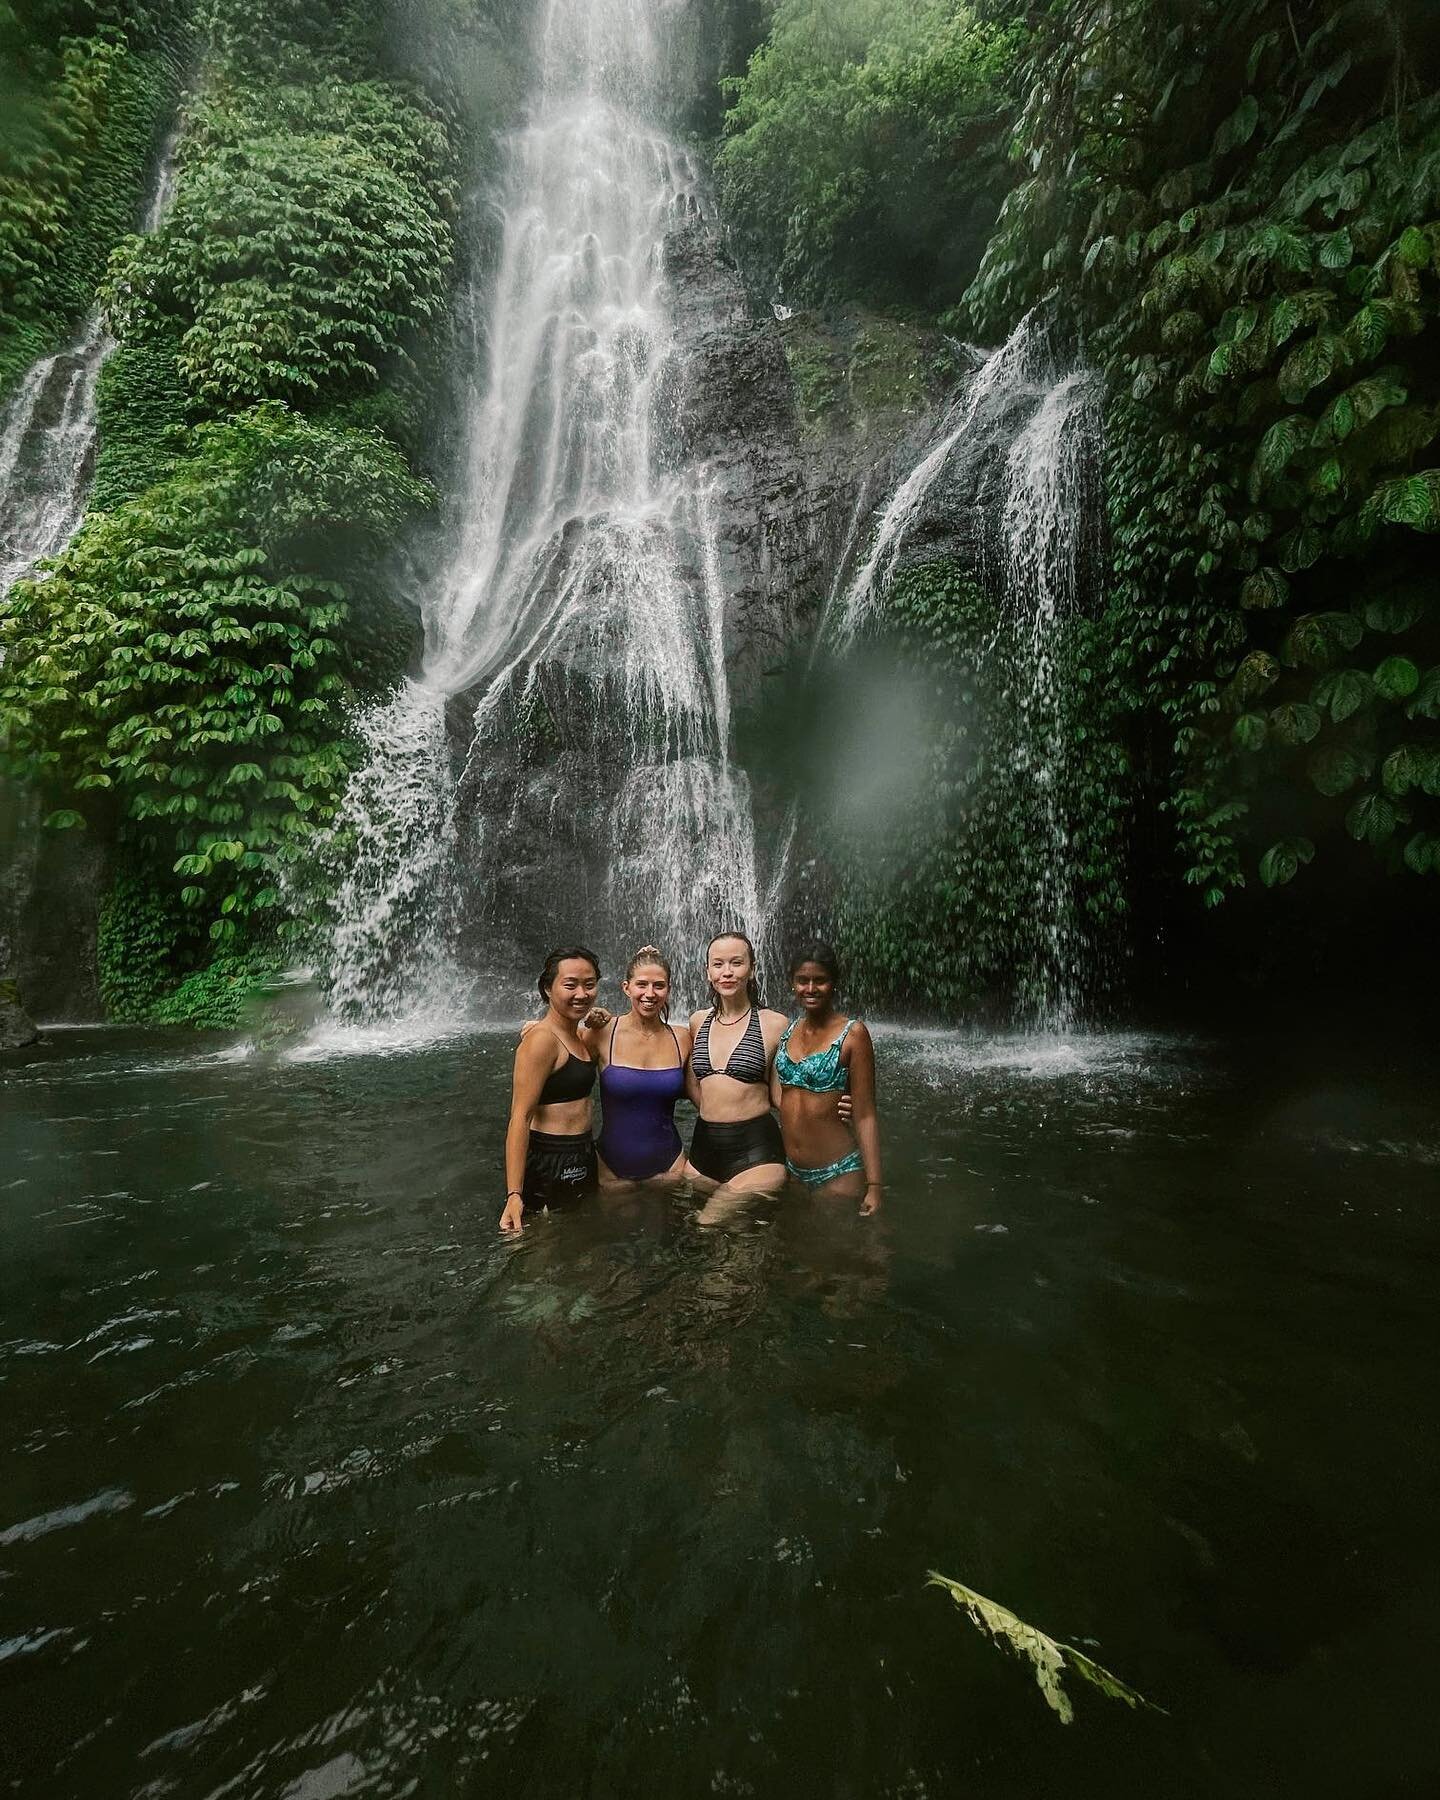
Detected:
[786,1149,864,1188]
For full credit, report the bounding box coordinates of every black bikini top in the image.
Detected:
[692,1007,768,1085]
[538,1048,596,1105]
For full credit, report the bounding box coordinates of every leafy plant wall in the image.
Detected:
[724,0,1439,1012]
[0,0,512,1025]
[961,0,1440,909]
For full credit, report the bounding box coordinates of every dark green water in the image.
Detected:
[3,1025,1437,1798]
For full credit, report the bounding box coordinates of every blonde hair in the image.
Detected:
[625,943,671,981]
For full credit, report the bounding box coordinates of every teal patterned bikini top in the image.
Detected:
[775,1018,854,1093]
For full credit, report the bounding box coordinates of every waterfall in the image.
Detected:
[323,0,770,1022]
[828,316,1103,1026]
[998,368,1102,1027]
[0,128,180,599]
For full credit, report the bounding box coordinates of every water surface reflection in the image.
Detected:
[3,1026,1437,1797]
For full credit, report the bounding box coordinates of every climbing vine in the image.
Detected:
[825,558,1128,1016]
[1,0,466,1024]
[962,0,1440,898]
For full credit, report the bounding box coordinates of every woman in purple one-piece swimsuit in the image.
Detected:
[594,946,693,1189]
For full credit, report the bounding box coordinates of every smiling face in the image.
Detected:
[623,960,670,1020]
[791,960,836,1016]
[547,957,598,1022]
[707,934,753,1007]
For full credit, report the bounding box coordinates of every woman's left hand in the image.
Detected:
[859,1185,882,1217]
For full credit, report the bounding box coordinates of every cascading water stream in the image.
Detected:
[0,129,180,599]
[827,315,1103,1026]
[323,0,770,1023]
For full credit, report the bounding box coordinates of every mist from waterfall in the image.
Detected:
[323,0,769,1024]
[828,316,1104,1026]
[0,131,179,600]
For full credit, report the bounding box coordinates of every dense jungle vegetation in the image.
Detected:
[2,0,1437,1022]
[718,0,1440,1009]
[1,0,523,1023]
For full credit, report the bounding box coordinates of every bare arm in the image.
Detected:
[844,1022,883,1215]
[685,1011,705,1109]
[501,1030,558,1231]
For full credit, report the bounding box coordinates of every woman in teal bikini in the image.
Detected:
[774,942,882,1215]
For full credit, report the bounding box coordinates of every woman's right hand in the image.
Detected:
[500,1195,525,1233]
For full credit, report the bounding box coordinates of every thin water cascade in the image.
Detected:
[827,315,1103,1026]
[998,368,1102,1026]
[323,0,771,1022]
[0,130,180,599]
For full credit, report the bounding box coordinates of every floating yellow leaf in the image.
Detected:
[927,1571,1165,1724]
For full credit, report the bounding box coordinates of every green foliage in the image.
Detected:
[104,73,456,411]
[0,405,434,959]
[827,558,1128,1016]
[98,862,281,1024]
[0,0,467,1024]
[960,0,1440,898]
[0,16,176,400]
[718,1,1020,307]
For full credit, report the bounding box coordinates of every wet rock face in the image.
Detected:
[661,218,948,702]
[0,976,39,1049]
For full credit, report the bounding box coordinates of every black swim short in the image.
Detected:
[523,1130,598,1210]
[688,1112,785,1183]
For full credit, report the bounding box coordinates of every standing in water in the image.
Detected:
[595,946,692,1188]
[500,947,600,1233]
[685,929,789,1199]
[776,943,882,1215]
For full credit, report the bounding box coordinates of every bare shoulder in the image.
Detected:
[846,1017,873,1046]
[688,1009,708,1033]
[671,1020,694,1050]
[761,1007,790,1033]
[516,1022,558,1067]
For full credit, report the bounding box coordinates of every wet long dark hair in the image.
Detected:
[788,941,841,984]
[538,945,600,1005]
[706,929,761,1012]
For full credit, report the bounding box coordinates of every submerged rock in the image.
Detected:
[0,975,38,1049]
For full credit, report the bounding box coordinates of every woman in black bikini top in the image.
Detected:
[684,929,789,1202]
[500,946,601,1234]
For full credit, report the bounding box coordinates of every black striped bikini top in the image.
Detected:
[692,1007,768,1085]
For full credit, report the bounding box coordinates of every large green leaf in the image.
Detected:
[1241,566,1289,608]
[1347,791,1401,843]
[1373,655,1421,701]
[1283,612,1363,669]
[1309,744,1370,795]
[1259,837,1315,887]
[1269,701,1322,745]
[1310,667,1371,723]
[1231,712,1268,751]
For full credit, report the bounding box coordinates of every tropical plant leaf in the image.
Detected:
[1283,611,1363,668]
[1241,566,1289,608]
[1260,836,1315,886]
[927,1573,1163,1724]
[1309,744,1370,795]
[1269,701,1322,744]
[1232,712,1268,751]
[1347,791,1401,843]
[1373,655,1421,701]
[1311,667,1371,723]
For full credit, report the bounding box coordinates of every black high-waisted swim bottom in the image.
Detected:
[523,1130,598,1210]
[688,1112,785,1183]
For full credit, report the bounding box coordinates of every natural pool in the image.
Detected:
[3,1024,1437,1798]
